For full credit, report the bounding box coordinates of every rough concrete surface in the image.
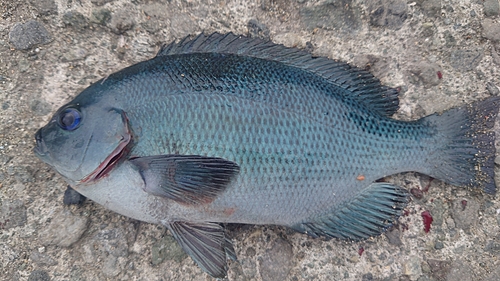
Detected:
[1,0,500,280]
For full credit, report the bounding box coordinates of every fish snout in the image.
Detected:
[34,128,47,156]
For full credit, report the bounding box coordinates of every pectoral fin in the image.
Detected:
[130,155,240,205]
[167,221,236,278]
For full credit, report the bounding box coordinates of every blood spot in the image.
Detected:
[358,246,364,256]
[421,210,433,233]
[437,71,443,79]
[461,200,467,211]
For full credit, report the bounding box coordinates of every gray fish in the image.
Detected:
[34,33,500,278]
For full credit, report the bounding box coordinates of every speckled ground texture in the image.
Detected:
[1,0,500,280]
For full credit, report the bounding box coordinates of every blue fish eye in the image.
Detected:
[58,108,81,131]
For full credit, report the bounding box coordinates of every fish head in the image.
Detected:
[34,94,131,184]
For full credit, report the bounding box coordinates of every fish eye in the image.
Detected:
[58,108,81,131]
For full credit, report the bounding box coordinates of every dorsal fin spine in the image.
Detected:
[156,32,400,117]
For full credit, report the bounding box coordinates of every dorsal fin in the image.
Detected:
[157,32,399,117]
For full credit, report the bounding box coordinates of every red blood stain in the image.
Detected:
[421,211,433,233]
[403,210,410,216]
[358,246,364,256]
[461,200,467,211]
[437,71,443,79]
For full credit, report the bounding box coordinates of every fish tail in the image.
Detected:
[423,96,500,194]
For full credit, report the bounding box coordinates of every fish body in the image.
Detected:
[34,33,499,278]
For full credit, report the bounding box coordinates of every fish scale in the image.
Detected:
[34,33,500,278]
[119,56,426,224]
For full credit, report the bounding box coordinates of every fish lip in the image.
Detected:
[80,112,132,184]
[79,132,131,183]
[34,128,49,158]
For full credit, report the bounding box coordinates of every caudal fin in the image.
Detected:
[423,96,500,194]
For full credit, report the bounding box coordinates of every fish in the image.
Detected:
[34,32,500,278]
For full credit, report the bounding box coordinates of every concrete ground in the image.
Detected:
[1,0,499,280]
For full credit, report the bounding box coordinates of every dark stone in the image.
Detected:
[9,20,52,50]
[90,9,112,25]
[368,0,408,30]
[352,54,392,79]
[109,10,135,34]
[30,99,52,116]
[384,227,403,246]
[30,251,58,266]
[416,0,441,17]
[443,30,456,47]
[407,60,441,87]
[29,0,57,16]
[247,19,270,39]
[151,235,187,265]
[27,270,50,281]
[484,0,500,17]
[446,260,474,281]
[63,186,86,205]
[450,198,479,230]
[94,228,130,257]
[38,209,88,247]
[362,273,374,281]
[426,259,451,280]
[0,199,27,229]
[62,12,89,30]
[434,241,444,250]
[410,187,423,199]
[482,19,500,42]
[6,165,33,183]
[420,22,435,37]
[430,199,445,228]
[300,1,362,34]
[484,239,500,255]
[486,82,500,96]
[141,20,163,34]
[449,49,483,71]
[259,238,294,281]
[61,47,87,62]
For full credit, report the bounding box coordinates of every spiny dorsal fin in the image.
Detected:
[157,32,399,117]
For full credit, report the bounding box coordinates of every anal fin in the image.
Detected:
[292,183,409,241]
[167,221,236,278]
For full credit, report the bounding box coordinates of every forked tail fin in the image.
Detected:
[423,96,500,194]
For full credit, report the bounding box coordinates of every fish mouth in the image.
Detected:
[80,133,131,183]
[34,129,47,157]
